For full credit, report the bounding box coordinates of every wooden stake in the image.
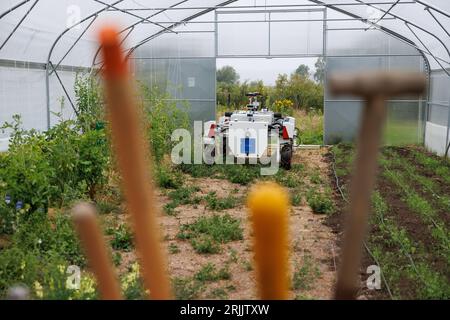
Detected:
[328,71,426,299]
[247,182,290,299]
[72,202,122,300]
[98,26,172,299]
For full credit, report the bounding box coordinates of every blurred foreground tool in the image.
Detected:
[72,203,122,300]
[328,71,426,299]
[99,26,172,299]
[247,182,290,299]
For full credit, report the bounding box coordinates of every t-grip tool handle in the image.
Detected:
[328,71,426,299]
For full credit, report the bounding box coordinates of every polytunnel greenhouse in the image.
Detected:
[0,0,449,304]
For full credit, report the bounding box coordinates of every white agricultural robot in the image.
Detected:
[203,92,297,170]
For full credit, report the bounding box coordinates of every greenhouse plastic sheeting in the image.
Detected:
[325,27,427,145]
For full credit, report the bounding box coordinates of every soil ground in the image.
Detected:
[106,148,339,299]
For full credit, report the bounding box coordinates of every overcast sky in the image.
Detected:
[217,57,318,85]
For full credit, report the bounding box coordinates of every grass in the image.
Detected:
[294,109,323,145]
[163,186,202,216]
[177,214,243,254]
[194,263,230,282]
[292,255,321,291]
[205,192,240,211]
[306,188,334,214]
[172,277,203,300]
[96,200,120,215]
[180,163,260,185]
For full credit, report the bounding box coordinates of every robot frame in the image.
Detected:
[203,92,298,170]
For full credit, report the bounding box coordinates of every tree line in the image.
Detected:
[217,58,325,113]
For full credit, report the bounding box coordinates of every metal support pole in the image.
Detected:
[445,99,450,158]
[93,0,176,34]
[0,0,32,20]
[45,0,124,130]
[50,15,98,76]
[49,62,78,117]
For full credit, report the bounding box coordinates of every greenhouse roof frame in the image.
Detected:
[1,1,449,71]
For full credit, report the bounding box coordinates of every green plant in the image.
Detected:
[155,165,183,189]
[177,214,243,254]
[292,255,321,290]
[96,200,120,215]
[169,243,180,254]
[195,263,230,282]
[74,74,104,131]
[306,189,334,214]
[112,252,122,266]
[172,277,203,300]
[110,224,134,252]
[190,235,221,254]
[121,263,146,300]
[163,186,202,215]
[290,191,302,207]
[274,171,301,188]
[243,260,253,271]
[205,192,239,211]
[139,83,190,163]
[209,287,228,299]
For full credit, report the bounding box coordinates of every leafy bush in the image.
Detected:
[0,210,90,299]
[272,99,294,116]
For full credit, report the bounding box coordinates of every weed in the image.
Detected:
[205,192,239,211]
[190,236,221,254]
[163,202,178,216]
[155,165,183,189]
[96,200,120,215]
[110,224,133,252]
[177,214,243,254]
[112,252,122,266]
[275,172,301,188]
[228,248,239,263]
[290,191,302,207]
[209,287,228,299]
[224,165,259,185]
[243,260,253,271]
[169,243,180,254]
[309,170,322,185]
[163,186,201,215]
[195,263,230,282]
[292,255,321,290]
[306,189,334,214]
[172,277,203,300]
